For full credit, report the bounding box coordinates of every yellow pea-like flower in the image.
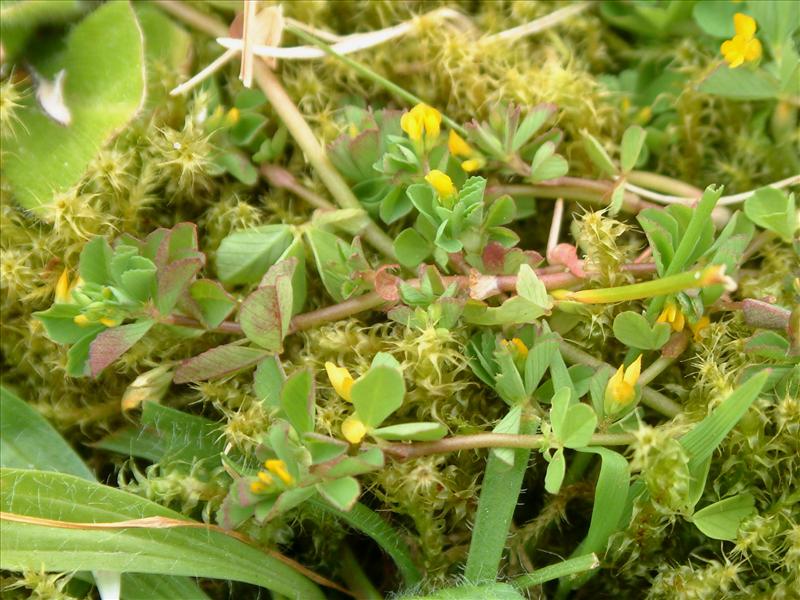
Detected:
[400,103,442,143]
[425,169,456,199]
[73,314,91,327]
[342,415,368,444]
[250,480,267,494]
[604,355,642,415]
[448,130,472,157]
[325,362,354,402]
[55,269,71,303]
[501,337,529,359]
[264,459,294,485]
[461,158,483,173]
[721,13,762,68]
[689,315,711,342]
[657,301,685,333]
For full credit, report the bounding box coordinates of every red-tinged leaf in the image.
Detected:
[157,255,205,314]
[547,243,586,277]
[238,282,290,352]
[88,320,155,377]
[186,279,237,328]
[374,265,400,301]
[173,343,270,384]
[482,242,507,273]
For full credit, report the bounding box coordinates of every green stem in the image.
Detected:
[252,66,396,259]
[628,171,702,198]
[285,25,467,136]
[381,431,635,461]
[340,545,382,600]
[487,179,653,214]
[557,339,681,418]
[513,554,600,590]
[553,265,728,304]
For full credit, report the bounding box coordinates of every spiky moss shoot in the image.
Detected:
[631,425,692,514]
[647,559,744,600]
[50,188,117,243]
[0,77,25,141]
[150,118,215,199]
[200,192,264,254]
[119,460,228,522]
[0,568,79,600]
[739,242,799,307]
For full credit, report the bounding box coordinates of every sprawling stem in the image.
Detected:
[381,432,635,461]
[487,179,653,214]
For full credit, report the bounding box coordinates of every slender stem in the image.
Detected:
[557,339,682,418]
[547,198,564,255]
[638,332,688,387]
[261,164,335,210]
[381,432,636,461]
[627,171,702,198]
[252,65,397,259]
[285,24,467,136]
[155,0,227,37]
[487,179,653,214]
[485,2,591,42]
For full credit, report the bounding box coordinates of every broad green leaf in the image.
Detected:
[613,311,671,350]
[372,422,447,441]
[698,66,780,100]
[620,125,646,172]
[394,228,432,268]
[523,337,557,395]
[238,276,293,351]
[305,227,351,302]
[691,494,756,540]
[35,304,103,345]
[0,469,324,599]
[545,449,566,494]
[156,257,204,315]
[215,225,292,286]
[516,264,551,308]
[88,319,155,377]
[485,195,516,227]
[559,403,597,449]
[351,365,405,428]
[307,499,422,587]
[316,477,360,512]
[744,187,797,243]
[173,343,269,384]
[581,130,616,177]
[549,386,573,436]
[3,1,145,212]
[79,236,114,285]
[494,348,527,406]
[0,385,94,480]
[67,331,100,377]
[188,279,236,328]
[280,369,315,434]
[511,105,554,151]
[749,1,800,48]
[691,1,737,37]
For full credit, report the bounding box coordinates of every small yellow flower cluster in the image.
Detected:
[721,13,762,68]
[424,169,456,200]
[604,355,642,415]
[55,269,120,328]
[501,337,529,370]
[448,130,485,173]
[325,362,367,444]
[250,459,294,494]
[657,301,711,341]
[400,103,441,144]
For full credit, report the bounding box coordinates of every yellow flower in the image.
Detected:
[73,314,91,327]
[400,103,441,143]
[501,337,529,359]
[264,459,294,485]
[657,301,685,333]
[258,471,274,486]
[721,13,762,68]
[55,269,71,303]
[689,315,711,342]
[448,130,472,157]
[425,169,456,199]
[99,317,120,328]
[342,415,367,444]
[325,362,354,402]
[461,158,484,173]
[250,480,267,494]
[604,355,642,415]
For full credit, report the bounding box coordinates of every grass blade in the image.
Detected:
[513,553,599,589]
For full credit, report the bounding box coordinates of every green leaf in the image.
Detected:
[692,1,737,37]
[485,195,516,227]
[523,336,557,395]
[88,319,155,377]
[351,365,405,428]
[34,304,103,345]
[401,583,525,600]
[316,477,360,512]
[528,141,568,183]
[513,554,599,590]
[516,264,552,308]
[558,403,597,449]
[371,422,447,441]
[79,237,114,285]
[0,385,94,480]
[188,279,237,328]
[691,494,756,540]
[66,331,99,377]
[0,469,324,599]
[238,265,294,352]
[749,1,800,48]
[545,449,566,494]
[307,499,421,587]
[465,420,536,582]
[494,348,527,406]
[156,256,204,315]
[174,343,269,384]
[744,187,797,243]
[511,105,554,151]
[698,66,781,101]
[305,227,351,302]
[2,0,146,212]
[280,369,315,434]
[581,130,616,177]
[613,311,671,350]
[253,357,285,407]
[394,228,432,268]
[679,370,769,473]
[620,125,646,172]
[215,225,292,286]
